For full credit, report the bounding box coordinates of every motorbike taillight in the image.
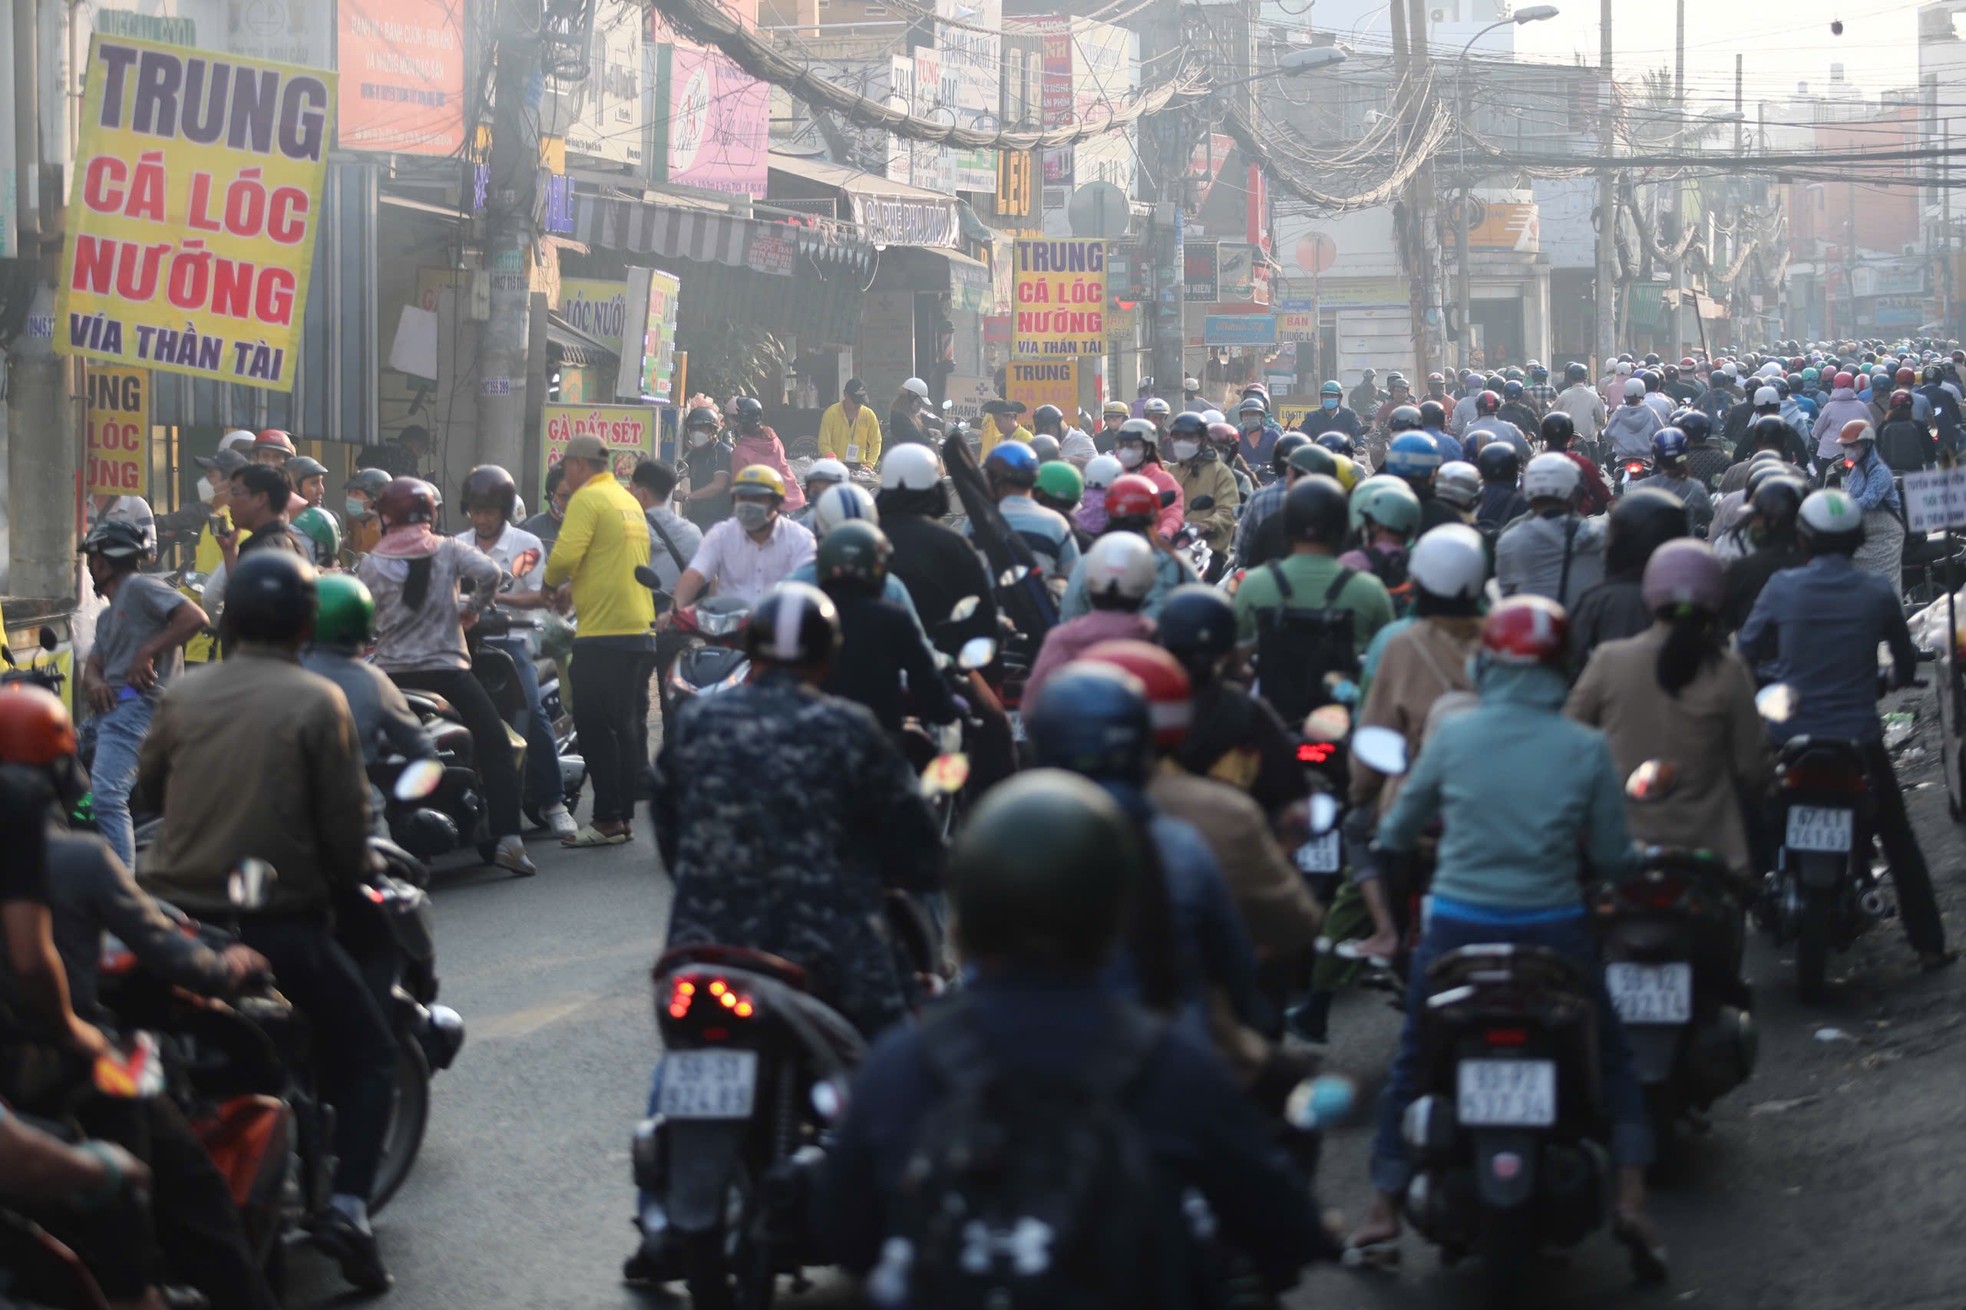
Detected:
[666,973,758,1023]
[1780,762,1867,795]
[1484,1027,1529,1047]
[1297,740,1337,766]
[1618,873,1689,911]
[1625,461,1646,475]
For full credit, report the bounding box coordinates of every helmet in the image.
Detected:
[1476,442,1521,483]
[1671,409,1713,444]
[1104,474,1162,524]
[1102,400,1131,420]
[1320,380,1343,397]
[1386,405,1423,434]
[1418,400,1448,430]
[1350,476,1422,539]
[1433,461,1482,511]
[1539,411,1575,448]
[314,573,376,647]
[1283,474,1351,547]
[1026,664,1153,783]
[1270,433,1311,477]
[0,684,78,766]
[1605,488,1689,575]
[1238,396,1268,417]
[1479,595,1569,668]
[1143,397,1172,418]
[1652,426,1690,464]
[732,464,788,499]
[1797,488,1864,550]
[1565,362,1589,383]
[1750,474,1806,528]
[253,428,296,456]
[745,582,841,664]
[1155,585,1237,676]
[1029,434,1063,463]
[806,458,850,489]
[813,520,891,596]
[1079,640,1193,749]
[1836,419,1873,446]
[1409,524,1488,601]
[1833,371,1855,389]
[1802,367,1820,383]
[1313,432,1356,459]
[1327,452,1361,491]
[1501,380,1525,400]
[1083,454,1124,491]
[881,444,942,491]
[1384,432,1443,480]
[1117,417,1161,452]
[1485,374,1506,393]
[292,507,341,565]
[1476,390,1502,415]
[285,455,328,481]
[1622,378,1647,400]
[810,483,879,536]
[1205,422,1239,447]
[732,396,765,423]
[1754,386,1781,408]
[684,406,721,431]
[1522,452,1581,501]
[1748,414,1792,449]
[225,550,318,643]
[1168,412,1210,440]
[345,467,392,498]
[1638,370,1661,390]
[1890,388,1914,410]
[461,464,519,519]
[1662,364,1680,380]
[1035,460,1084,504]
[1641,539,1723,616]
[1287,443,1338,481]
[80,519,150,561]
[1896,366,1917,385]
[1080,532,1157,605]
[1033,404,1065,431]
[376,477,438,528]
[948,770,1140,968]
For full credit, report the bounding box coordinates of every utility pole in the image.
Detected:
[1145,0,1186,402]
[1407,0,1440,381]
[1456,60,1472,367]
[1669,0,1685,359]
[1389,0,1429,382]
[1592,0,1616,372]
[1945,120,1953,339]
[478,0,544,483]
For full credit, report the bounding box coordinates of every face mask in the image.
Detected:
[1240,415,1263,431]
[1321,397,1338,410]
[690,430,714,448]
[733,501,772,531]
[1116,445,1145,469]
[344,497,367,520]
[1171,440,1200,462]
[195,477,215,504]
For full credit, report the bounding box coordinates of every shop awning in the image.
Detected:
[546,313,618,369]
[767,154,962,250]
[574,189,875,278]
[870,245,995,314]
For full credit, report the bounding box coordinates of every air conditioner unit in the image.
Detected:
[1432,8,1448,22]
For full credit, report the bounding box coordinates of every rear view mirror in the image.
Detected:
[1625,759,1678,803]
[1352,725,1408,777]
[227,858,277,911]
[39,627,57,652]
[395,757,446,803]
[948,595,980,623]
[1756,683,1796,724]
[634,565,662,590]
[1159,489,1178,509]
[958,636,998,670]
[1189,495,1215,512]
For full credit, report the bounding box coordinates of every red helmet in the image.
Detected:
[1205,421,1239,446]
[1104,474,1161,522]
[1895,367,1916,385]
[1478,595,1569,669]
[0,684,78,765]
[253,428,296,456]
[1078,639,1192,748]
[1680,357,1698,369]
[1832,371,1855,389]
[377,477,438,529]
[1476,390,1502,415]
[1890,388,1914,410]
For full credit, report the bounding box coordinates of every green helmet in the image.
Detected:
[950,769,1142,967]
[813,520,891,596]
[1034,460,1085,505]
[1287,442,1338,480]
[314,573,376,646]
[1349,475,1423,539]
[292,506,342,566]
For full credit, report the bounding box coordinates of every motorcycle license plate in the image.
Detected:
[1605,962,1693,1026]
[1008,709,1026,743]
[1786,805,1853,853]
[656,1050,758,1120]
[1294,832,1342,874]
[1456,1059,1557,1127]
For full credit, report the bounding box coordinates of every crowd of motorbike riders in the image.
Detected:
[0,337,1959,1309]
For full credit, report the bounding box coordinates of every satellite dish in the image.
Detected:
[1068,181,1131,239]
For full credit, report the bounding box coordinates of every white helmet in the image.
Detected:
[1622,377,1646,400]
[1083,454,1124,490]
[220,428,258,453]
[1754,386,1780,407]
[1615,361,1634,376]
[806,458,849,488]
[1081,532,1157,603]
[1200,408,1226,426]
[1408,524,1488,601]
[1142,397,1172,418]
[811,483,879,536]
[1433,460,1482,511]
[1522,452,1582,501]
[1797,487,1864,545]
[901,377,930,400]
[1118,417,1161,450]
[880,444,942,491]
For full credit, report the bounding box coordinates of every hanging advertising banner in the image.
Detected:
[653,39,769,195]
[1185,241,1219,301]
[224,0,331,69]
[337,0,465,155]
[1012,239,1105,359]
[1006,360,1079,418]
[1218,243,1257,303]
[1203,314,1276,346]
[944,0,999,193]
[996,149,1035,219]
[85,366,150,497]
[616,267,681,403]
[541,404,656,497]
[559,278,628,355]
[55,36,334,390]
[558,0,643,167]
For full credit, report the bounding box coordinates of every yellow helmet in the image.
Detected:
[1103,400,1131,419]
[731,464,786,498]
[1328,452,1359,491]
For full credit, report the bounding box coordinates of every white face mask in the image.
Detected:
[1116,445,1146,469]
[1171,440,1201,462]
[195,476,215,504]
[733,501,772,531]
[689,430,714,448]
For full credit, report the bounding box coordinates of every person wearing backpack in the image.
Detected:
[1230,475,1396,728]
[1495,453,1606,610]
[1875,388,1937,473]
[821,770,1340,1309]
[1338,477,1421,615]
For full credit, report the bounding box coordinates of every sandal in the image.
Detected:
[1612,1215,1669,1286]
[1340,1223,1402,1272]
[563,825,629,848]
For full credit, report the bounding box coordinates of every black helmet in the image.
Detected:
[224,551,318,644]
[461,465,518,520]
[1475,390,1502,415]
[1386,405,1423,434]
[949,770,1141,967]
[684,406,721,431]
[1033,404,1065,432]
[1476,442,1521,483]
[80,519,150,562]
[1747,414,1791,450]
[1270,432,1311,478]
[1418,400,1448,430]
[1605,487,1689,576]
[744,582,840,666]
[1565,362,1588,383]
[813,520,891,597]
[1750,475,1806,530]
[1154,585,1237,679]
[1167,411,1209,440]
[1672,409,1714,444]
[1026,664,1153,784]
[1313,431,1356,459]
[732,396,764,423]
[1282,474,1350,547]
[1539,411,1575,448]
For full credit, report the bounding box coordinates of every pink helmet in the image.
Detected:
[1641,538,1723,616]
[1832,371,1855,390]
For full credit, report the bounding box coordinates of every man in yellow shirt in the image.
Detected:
[818,378,883,471]
[978,400,1034,457]
[545,434,656,847]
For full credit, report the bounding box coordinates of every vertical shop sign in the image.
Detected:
[86,366,150,497]
[1012,239,1105,359]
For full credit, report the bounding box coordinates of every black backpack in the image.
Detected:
[1254,563,1360,725]
[885,996,1169,1310]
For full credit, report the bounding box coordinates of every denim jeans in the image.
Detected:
[491,636,564,810]
[92,694,155,869]
[1368,906,1654,1196]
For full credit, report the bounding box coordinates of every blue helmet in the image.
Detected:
[1313,432,1355,458]
[1502,379,1525,399]
[1652,426,1690,464]
[1025,664,1153,785]
[1384,431,1444,480]
[1320,380,1343,397]
[984,439,1041,482]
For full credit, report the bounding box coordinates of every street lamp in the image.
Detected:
[1456,5,1558,367]
[1279,46,1349,75]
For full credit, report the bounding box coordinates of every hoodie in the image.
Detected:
[1602,400,1664,459]
[1810,386,1874,459]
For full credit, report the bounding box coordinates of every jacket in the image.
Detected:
[1566,624,1770,874]
[1475,484,1530,539]
[357,537,498,674]
[1567,575,1652,665]
[1811,387,1874,459]
[1136,460,1187,539]
[544,472,656,638]
[883,510,1000,658]
[1379,661,1632,910]
[1630,472,1714,536]
[1550,384,1608,440]
[817,402,883,467]
[301,648,434,766]
[45,829,229,1017]
[136,644,372,918]
[821,593,957,737]
[1348,616,1480,810]
[1026,609,1156,705]
[1720,536,1806,637]
[731,431,807,512]
[1170,452,1240,553]
[1877,417,1937,473]
[1495,511,1606,610]
[1739,552,1916,744]
[1603,401,1665,459]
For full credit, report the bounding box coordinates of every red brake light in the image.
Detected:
[1297,741,1335,764]
[1485,1028,1528,1047]
[1625,461,1645,473]
[666,974,757,1022]
[1781,763,1866,795]
[1618,874,1688,910]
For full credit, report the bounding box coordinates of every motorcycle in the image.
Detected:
[633,566,755,707]
[1613,455,1654,498]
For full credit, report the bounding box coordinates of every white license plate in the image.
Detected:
[1295,831,1342,874]
[1606,962,1693,1026]
[1786,805,1853,853]
[1456,1059,1557,1127]
[1008,709,1026,743]
[656,1049,758,1120]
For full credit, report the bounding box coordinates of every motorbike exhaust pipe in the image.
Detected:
[1859,888,1893,919]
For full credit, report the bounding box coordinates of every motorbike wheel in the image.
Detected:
[369,1036,432,1214]
[1477,1205,1538,1310]
[680,1171,777,1310]
[1796,889,1833,1004]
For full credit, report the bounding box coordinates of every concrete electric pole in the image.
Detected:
[477,0,544,480]
[1593,0,1616,372]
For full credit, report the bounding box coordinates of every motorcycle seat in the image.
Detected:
[1425,942,1589,998]
[402,690,456,720]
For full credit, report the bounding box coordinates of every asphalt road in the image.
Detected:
[286,691,1966,1310]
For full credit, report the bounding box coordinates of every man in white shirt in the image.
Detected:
[1550,363,1609,454]
[666,467,816,613]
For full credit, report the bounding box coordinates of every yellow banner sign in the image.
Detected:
[56,37,335,390]
[85,367,150,497]
[541,404,656,499]
[1012,239,1106,360]
[1005,360,1080,421]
